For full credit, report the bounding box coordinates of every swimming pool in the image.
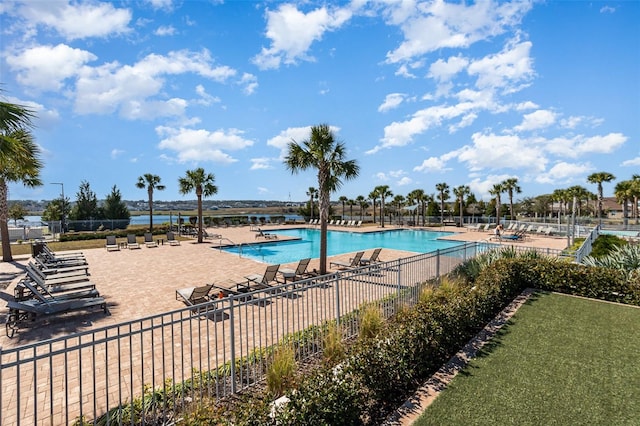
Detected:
[221,228,463,264]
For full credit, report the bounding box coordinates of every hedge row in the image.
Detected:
[218,257,640,425]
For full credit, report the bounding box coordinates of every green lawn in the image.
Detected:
[414,292,640,426]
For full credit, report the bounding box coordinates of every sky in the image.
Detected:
[2,0,639,204]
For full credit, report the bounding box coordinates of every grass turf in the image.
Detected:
[414,291,640,426]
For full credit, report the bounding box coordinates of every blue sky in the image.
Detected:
[2,0,638,204]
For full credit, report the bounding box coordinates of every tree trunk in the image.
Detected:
[148,188,154,232]
[0,180,13,262]
[197,188,203,244]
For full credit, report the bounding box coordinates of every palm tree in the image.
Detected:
[1,130,43,262]
[285,124,359,274]
[178,168,218,243]
[338,195,348,220]
[501,178,521,220]
[631,175,640,224]
[407,189,426,226]
[0,96,35,162]
[306,187,317,221]
[375,185,392,228]
[368,188,379,225]
[392,194,405,225]
[136,174,165,232]
[453,185,471,226]
[587,172,616,224]
[435,182,450,224]
[347,198,356,220]
[356,195,367,220]
[489,183,504,222]
[614,180,633,227]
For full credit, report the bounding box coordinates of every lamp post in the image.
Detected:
[51,182,65,234]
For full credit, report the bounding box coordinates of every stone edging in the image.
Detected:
[383,288,536,426]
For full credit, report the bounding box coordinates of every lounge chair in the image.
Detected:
[255,228,277,239]
[354,220,362,227]
[330,251,364,270]
[144,233,158,248]
[0,280,108,338]
[360,248,382,265]
[32,256,90,276]
[126,234,140,249]
[105,235,120,251]
[242,264,280,291]
[167,231,181,246]
[27,262,90,285]
[175,284,214,306]
[278,258,311,283]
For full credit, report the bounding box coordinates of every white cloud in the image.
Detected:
[6,44,96,91]
[146,0,175,11]
[467,39,535,93]
[155,25,177,36]
[600,6,616,14]
[413,156,450,173]
[194,85,221,106]
[457,132,547,173]
[14,1,132,40]
[468,174,514,201]
[74,49,236,118]
[428,55,469,82]
[543,133,627,158]
[156,126,254,163]
[378,93,405,112]
[250,158,274,170]
[397,176,413,186]
[535,161,593,184]
[267,125,339,158]
[622,157,640,167]
[111,149,125,159]
[515,101,538,111]
[239,73,258,95]
[252,4,353,69]
[513,109,557,132]
[384,0,532,63]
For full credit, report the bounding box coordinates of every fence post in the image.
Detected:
[435,249,440,283]
[228,297,237,394]
[334,273,341,326]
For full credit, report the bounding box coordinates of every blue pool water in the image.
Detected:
[221,228,463,264]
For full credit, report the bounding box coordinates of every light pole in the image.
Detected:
[51,182,65,234]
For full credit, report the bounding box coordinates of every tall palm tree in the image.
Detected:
[356,195,367,220]
[453,185,471,226]
[435,182,450,224]
[347,198,356,220]
[375,185,392,228]
[1,130,43,262]
[178,168,218,243]
[614,180,633,227]
[368,188,379,225]
[631,175,640,224]
[393,194,405,225]
[306,187,317,221]
[489,183,504,222]
[338,195,348,220]
[501,178,521,220]
[407,189,426,226]
[285,124,359,274]
[136,174,165,232]
[587,172,616,224]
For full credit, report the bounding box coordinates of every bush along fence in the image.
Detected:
[0,242,575,425]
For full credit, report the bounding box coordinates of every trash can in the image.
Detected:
[31,241,45,257]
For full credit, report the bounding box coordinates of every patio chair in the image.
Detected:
[278,258,311,283]
[126,234,140,249]
[330,251,364,270]
[144,233,158,248]
[167,231,181,246]
[360,248,382,265]
[255,228,277,239]
[175,284,214,306]
[243,264,281,291]
[105,235,119,251]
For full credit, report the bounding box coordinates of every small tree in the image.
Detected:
[69,180,101,220]
[178,168,218,243]
[103,185,130,220]
[136,174,165,232]
[8,203,28,226]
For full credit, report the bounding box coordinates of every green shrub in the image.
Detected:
[322,322,345,367]
[266,345,297,397]
[359,303,384,339]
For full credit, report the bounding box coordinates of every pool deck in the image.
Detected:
[0,223,568,347]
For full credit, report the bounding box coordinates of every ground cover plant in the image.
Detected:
[414,291,640,425]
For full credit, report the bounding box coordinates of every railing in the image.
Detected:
[0,242,567,425]
[574,224,600,264]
